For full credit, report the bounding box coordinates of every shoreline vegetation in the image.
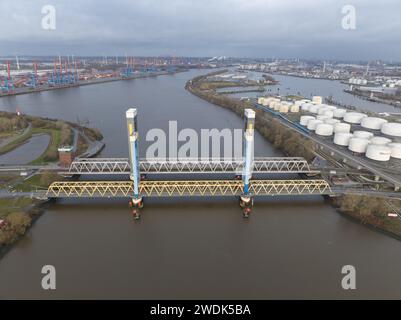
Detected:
[186,70,401,240]
[0,111,104,255]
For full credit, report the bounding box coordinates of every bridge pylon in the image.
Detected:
[126,108,143,219]
[241,109,255,217]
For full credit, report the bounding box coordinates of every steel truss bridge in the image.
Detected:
[63,157,316,175]
[41,107,401,218]
[46,179,332,198]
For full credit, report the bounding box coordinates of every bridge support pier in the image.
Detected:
[126,108,142,220]
[129,197,144,220]
[239,195,254,218]
[241,109,255,218]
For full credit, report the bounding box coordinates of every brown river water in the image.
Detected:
[0,69,400,299]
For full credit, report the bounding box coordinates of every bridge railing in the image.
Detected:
[66,157,314,174]
[46,179,332,198]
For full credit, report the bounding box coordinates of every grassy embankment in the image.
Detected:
[0,111,103,251]
[186,71,401,239]
[0,111,102,164]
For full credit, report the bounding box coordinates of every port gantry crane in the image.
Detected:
[46,108,332,219]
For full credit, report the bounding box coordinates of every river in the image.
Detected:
[229,71,400,114]
[0,70,401,299]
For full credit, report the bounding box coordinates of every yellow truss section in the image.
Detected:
[46,179,332,198]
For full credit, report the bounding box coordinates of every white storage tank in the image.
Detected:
[317,107,329,115]
[381,123,401,137]
[388,143,401,159]
[307,119,323,131]
[348,138,370,154]
[324,119,340,125]
[262,98,271,106]
[369,136,392,145]
[312,96,323,104]
[294,100,304,107]
[300,115,315,126]
[323,110,334,118]
[309,105,320,114]
[273,102,281,111]
[361,117,388,130]
[279,104,289,113]
[334,133,353,146]
[343,112,368,124]
[290,104,300,113]
[326,105,337,111]
[365,145,391,162]
[315,124,334,136]
[257,97,265,105]
[334,122,351,134]
[317,115,330,121]
[333,109,347,119]
[301,103,312,112]
[353,131,374,139]
[269,100,280,109]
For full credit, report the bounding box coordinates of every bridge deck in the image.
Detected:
[46,179,332,198]
[63,157,317,175]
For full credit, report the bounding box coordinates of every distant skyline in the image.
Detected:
[0,0,400,61]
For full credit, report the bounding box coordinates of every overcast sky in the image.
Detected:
[0,0,400,61]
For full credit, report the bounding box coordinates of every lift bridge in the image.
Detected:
[46,108,333,218]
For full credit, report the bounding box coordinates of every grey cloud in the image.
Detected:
[0,0,400,60]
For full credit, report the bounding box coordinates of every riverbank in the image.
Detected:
[0,111,103,164]
[186,71,401,240]
[0,197,51,259]
[344,88,401,108]
[0,69,188,99]
[0,111,105,256]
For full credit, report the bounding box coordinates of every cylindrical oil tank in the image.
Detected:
[353,131,374,139]
[294,100,304,106]
[317,107,329,115]
[307,119,323,131]
[326,105,337,111]
[315,124,334,136]
[301,103,312,112]
[365,145,391,161]
[369,136,392,145]
[334,133,353,146]
[312,96,323,104]
[343,112,368,124]
[323,110,334,118]
[279,104,289,113]
[348,138,370,153]
[290,104,300,113]
[361,117,388,130]
[273,102,281,111]
[317,115,330,121]
[300,115,315,126]
[381,123,401,137]
[333,109,347,119]
[334,122,351,134]
[257,97,265,105]
[325,119,340,125]
[388,143,401,159]
[309,105,320,114]
[270,100,280,109]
